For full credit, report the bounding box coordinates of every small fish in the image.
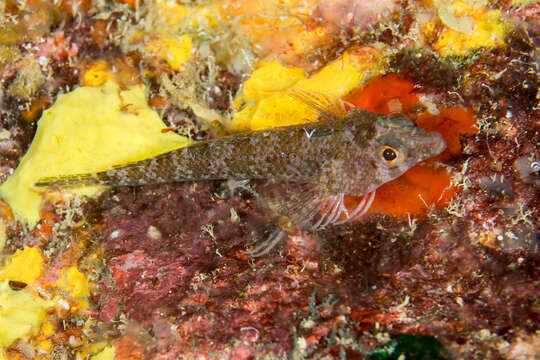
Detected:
[35,90,445,254]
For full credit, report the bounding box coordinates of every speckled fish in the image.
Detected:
[35,90,445,254]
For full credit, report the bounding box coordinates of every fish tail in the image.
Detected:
[33,171,113,187]
[33,160,161,188]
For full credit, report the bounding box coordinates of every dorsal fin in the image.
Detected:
[287,89,352,120]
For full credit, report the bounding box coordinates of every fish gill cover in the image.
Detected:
[0,0,538,359]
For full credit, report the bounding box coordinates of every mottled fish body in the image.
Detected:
[35,91,446,254]
[36,113,377,188]
[34,101,444,196]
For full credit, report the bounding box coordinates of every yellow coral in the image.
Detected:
[0,81,191,227]
[0,247,43,284]
[433,0,506,56]
[230,46,382,131]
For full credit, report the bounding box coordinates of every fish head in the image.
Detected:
[333,110,446,196]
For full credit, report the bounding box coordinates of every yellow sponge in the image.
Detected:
[0,247,44,284]
[90,345,115,360]
[230,46,382,131]
[147,34,192,72]
[55,264,90,310]
[0,81,191,227]
[0,280,52,347]
[433,0,506,56]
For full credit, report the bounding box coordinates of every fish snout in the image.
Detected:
[428,131,446,155]
[425,131,446,157]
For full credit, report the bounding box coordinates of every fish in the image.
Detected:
[34,90,446,255]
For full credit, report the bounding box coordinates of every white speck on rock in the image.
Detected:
[147,225,162,240]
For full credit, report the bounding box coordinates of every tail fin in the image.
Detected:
[33,171,112,187]
[32,161,154,188]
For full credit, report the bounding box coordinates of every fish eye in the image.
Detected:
[382,147,397,161]
[377,144,406,167]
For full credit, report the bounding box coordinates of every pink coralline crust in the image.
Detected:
[284,232,321,261]
[92,154,539,359]
[314,0,398,30]
[109,250,193,321]
[325,219,540,340]
[96,183,324,357]
[35,31,79,60]
[97,295,122,323]
[229,345,253,360]
[504,331,540,358]
[509,2,540,18]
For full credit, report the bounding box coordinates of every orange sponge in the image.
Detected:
[343,74,475,218]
